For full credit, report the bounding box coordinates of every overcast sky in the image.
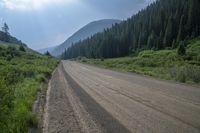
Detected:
[0,0,154,50]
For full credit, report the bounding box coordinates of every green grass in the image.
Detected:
[75,37,200,85]
[0,43,58,133]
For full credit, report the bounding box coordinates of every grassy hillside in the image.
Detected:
[75,37,200,85]
[0,42,58,133]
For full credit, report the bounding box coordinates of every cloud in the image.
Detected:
[0,0,75,11]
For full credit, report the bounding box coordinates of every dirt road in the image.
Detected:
[43,61,200,133]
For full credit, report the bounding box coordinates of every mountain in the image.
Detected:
[49,19,121,56]
[38,46,56,54]
[62,0,200,59]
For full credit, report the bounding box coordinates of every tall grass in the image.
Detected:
[0,44,58,133]
[75,37,200,85]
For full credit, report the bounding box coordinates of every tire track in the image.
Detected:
[43,67,83,133]
[61,64,131,133]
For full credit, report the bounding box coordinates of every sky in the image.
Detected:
[0,0,154,50]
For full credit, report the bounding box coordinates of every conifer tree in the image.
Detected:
[1,23,9,42]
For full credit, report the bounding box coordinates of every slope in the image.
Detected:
[62,0,200,59]
[50,19,121,57]
[0,31,27,46]
[0,42,58,133]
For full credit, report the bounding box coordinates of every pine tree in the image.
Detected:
[45,51,52,57]
[163,17,173,48]
[172,40,176,49]
[147,31,155,49]
[186,0,195,36]
[1,23,10,42]
[177,15,185,42]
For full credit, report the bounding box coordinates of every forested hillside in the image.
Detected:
[0,31,26,46]
[49,19,121,57]
[0,23,27,46]
[61,0,200,59]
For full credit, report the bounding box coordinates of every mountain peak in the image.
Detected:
[47,19,121,56]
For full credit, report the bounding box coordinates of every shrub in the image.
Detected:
[7,46,20,57]
[170,65,200,83]
[35,74,46,82]
[27,112,38,128]
[176,67,186,82]
[0,43,58,133]
[178,41,186,56]
[19,45,26,52]
[44,51,51,57]
[135,58,158,67]
[0,79,14,128]
[186,65,200,83]
[6,55,12,61]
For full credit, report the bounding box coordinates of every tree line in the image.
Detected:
[0,23,9,42]
[0,22,27,46]
[61,0,200,59]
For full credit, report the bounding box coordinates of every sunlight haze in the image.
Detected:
[0,0,154,49]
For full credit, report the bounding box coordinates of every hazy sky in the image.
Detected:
[0,0,154,50]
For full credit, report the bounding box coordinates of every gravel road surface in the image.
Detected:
[43,61,200,133]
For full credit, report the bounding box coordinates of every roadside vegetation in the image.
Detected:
[0,43,58,133]
[61,0,200,60]
[75,37,200,85]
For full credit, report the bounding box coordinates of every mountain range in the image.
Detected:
[38,19,121,56]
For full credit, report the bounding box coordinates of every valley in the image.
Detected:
[1,0,200,132]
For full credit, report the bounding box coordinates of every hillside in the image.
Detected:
[49,19,121,56]
[0,31,26,46]
[0,42,58,133]
[75,37,200,84]
[62,0,200,59]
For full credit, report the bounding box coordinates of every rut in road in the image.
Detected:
[44,61,200,133]
[43,67,82,133]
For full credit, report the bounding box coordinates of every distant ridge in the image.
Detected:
[38,46,56,54]
[40,19,121,56]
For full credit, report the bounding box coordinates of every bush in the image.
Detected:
[176,67,186,82]
[170,65,200,83]
[6,55,12,61]
[0,43,58,133]
[186,65,200,83]
[135,58,158,67]
[7,46,20,57]
[27,113,38,128]
[178,41,186,56]
[19,45,26,52]
[101,58,104,61]
[44,51,51,57]
[35,74,46,82]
